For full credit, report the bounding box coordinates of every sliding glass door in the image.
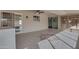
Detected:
[52,17,58,29]
[0,12,22,32]
[48,17,58,29]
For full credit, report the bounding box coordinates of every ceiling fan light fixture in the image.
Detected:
[36,12,39,15]
[34,10,44,15]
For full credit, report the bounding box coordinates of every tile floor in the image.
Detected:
[16,29,60,49]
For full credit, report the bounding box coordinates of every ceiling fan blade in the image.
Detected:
[34,10,44,14]
[39,10,44,13]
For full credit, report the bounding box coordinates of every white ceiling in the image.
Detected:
[44,10,79,15]
[14,10,79,16]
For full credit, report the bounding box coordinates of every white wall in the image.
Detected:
[22,13,48,33]
[0,10,49,33]
[0,10,62,33]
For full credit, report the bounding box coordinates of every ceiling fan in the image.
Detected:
[34,10,44,14]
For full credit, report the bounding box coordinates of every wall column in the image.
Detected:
[58,16,61,30]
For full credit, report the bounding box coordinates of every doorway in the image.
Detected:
[48,17,58,29]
